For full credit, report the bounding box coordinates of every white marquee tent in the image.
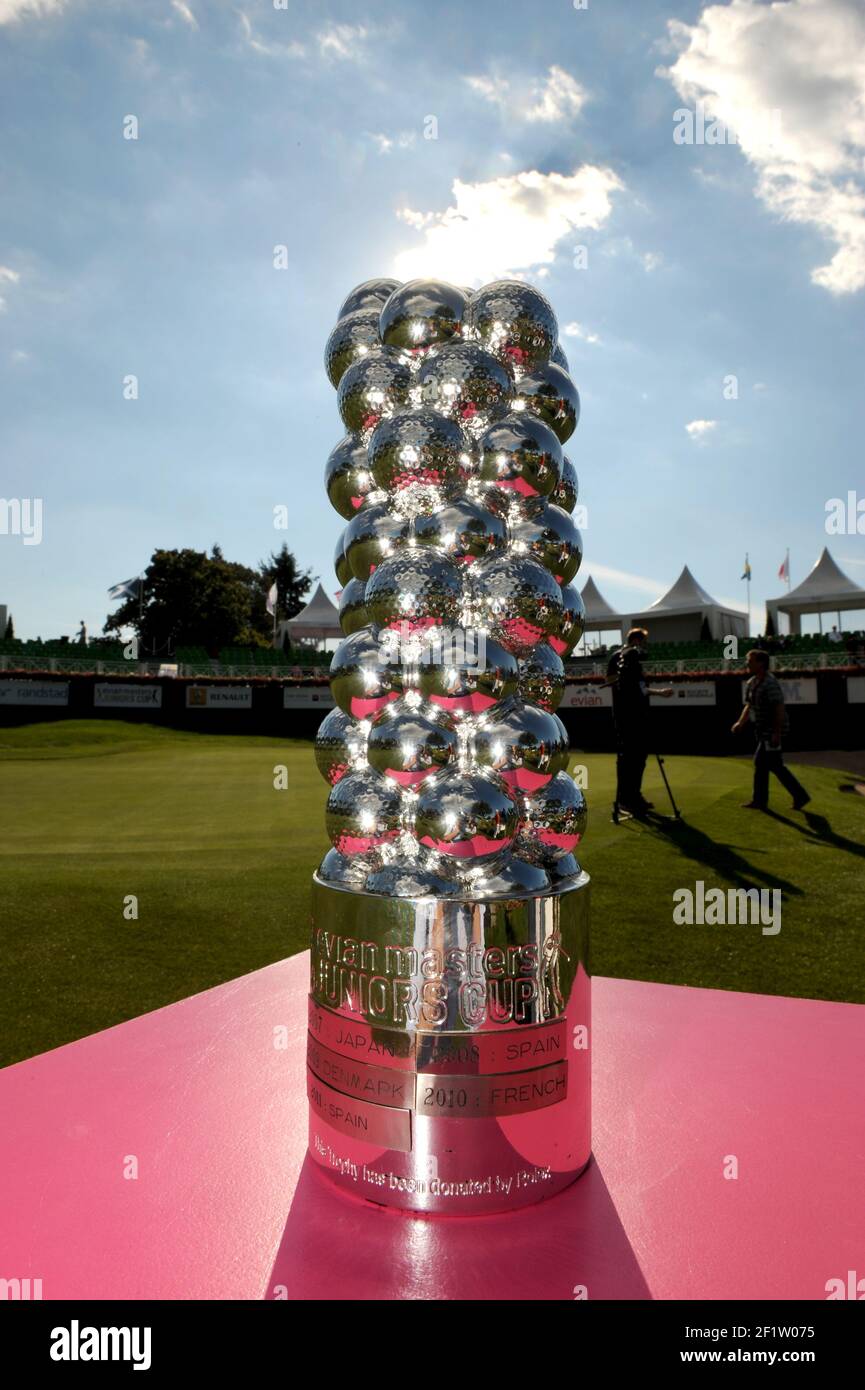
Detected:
[278,583,342,648]
[766,548,865,635]
[579,575,623,645]
[622,565,748,643]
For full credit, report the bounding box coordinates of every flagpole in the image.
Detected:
[746,554,751,636]
[785,548,791,593]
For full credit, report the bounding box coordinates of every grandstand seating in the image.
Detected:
[0,638,134,665]
[585,632,860,662]
[3,631,859,681]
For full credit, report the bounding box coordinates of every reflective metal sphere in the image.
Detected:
[417,634,519,716]
[343,503,410,581]
[414,769,518,862]
[552,455,578,513]
[379,279,468,354]
[477,413,562,501]
[329,627,400,719]
[337,577,369,635]
[467,280,558,375]
[514,362,580,443]
[366,699,459,787]
[364,860,461,898]
[337,347,412,436]
[314,706,369,785]
[334,528,351,587]
[337,278,401,318]
[511,502,583,585]
[471,555,564,656]
[365,550,464,633]
[471,697,567,792]
[325,770,402,856]
[325,310,382,389]
[325,434,375,519]
[514,772,587,864]
[317,846,372,889]
[518,643,566,711]
[416,343,513,435]
[551,343,570,371]
[549,583,586,658]
[367,409,470,496]
[548,852,582,888]
[550,712,571,775]
[465,853,551,898]
[412,495,508,565]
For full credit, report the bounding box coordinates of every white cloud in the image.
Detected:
[660,0,865,294]
[368,131,416,155]
[0,266,19,311]
[0,0,64,22]
[239,16,366,63]
[466,65,586,124]
[600,235,663,272]
[317,23,368,62]
[394,165,622,284]
[685,419,718,440]
[564,320,601,344]
[589,563,667,599]
[171,0,197,30]
[238,11,304,59]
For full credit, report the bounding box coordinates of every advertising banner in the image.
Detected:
[94,683,163,708]
[0,680,69,706]
[186,685,253,710]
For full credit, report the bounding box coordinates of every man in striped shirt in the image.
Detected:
[732,650,811,811]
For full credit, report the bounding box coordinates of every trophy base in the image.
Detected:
[306,872,591,1216]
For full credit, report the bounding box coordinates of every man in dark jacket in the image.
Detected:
[607,627,673,815]
[732,649,811,810]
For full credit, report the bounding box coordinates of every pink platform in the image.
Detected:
[1,953,863,1301]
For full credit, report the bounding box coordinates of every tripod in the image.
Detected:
[612,752,682,823]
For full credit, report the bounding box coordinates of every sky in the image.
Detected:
[1,0,864,642]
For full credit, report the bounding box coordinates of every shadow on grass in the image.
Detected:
[764,808,865,861]
[637,813,803,896]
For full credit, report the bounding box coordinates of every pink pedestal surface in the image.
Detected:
[0,953,862,1301]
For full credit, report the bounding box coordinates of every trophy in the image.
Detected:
[307,277,590,1214]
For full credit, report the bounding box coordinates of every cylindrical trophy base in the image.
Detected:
[306,872,591,1216]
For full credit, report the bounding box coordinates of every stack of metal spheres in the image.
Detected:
[315,276,588,900]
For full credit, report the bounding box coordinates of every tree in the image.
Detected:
[104,544,312,654]
[257,542,313,625]
[3,615,13,640]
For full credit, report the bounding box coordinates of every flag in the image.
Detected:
[266,582,278,616]
[741,558,751,581]
[107,576,140,602]
[778,554,789,581]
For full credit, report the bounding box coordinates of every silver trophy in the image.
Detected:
[307,277,591,1214]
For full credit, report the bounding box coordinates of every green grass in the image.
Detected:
[1,720,863,1067]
